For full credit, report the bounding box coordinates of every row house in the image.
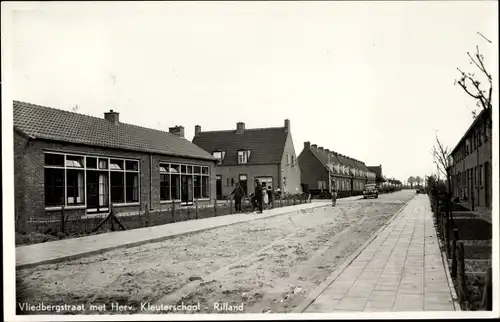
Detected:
[297,142,377,194]
[13,101,218,233]
[449,108,492,209]
[192,119,302,199]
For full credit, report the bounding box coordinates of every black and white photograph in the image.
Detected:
[2,1,498,320]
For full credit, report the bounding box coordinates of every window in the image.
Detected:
[291,155,295,167]
[110,172,125,203]
[238,150,251,164]
[45,168,65,206]
[67,169,85,204]
[159,163,209,201]
[213,151,226,162]
[126,173,139,202]
[43,152,140,208]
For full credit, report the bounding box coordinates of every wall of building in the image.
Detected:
[215,164,279,197]
[14,135,216,232]
[297,145,326,191]
[279,133,302,194]
[450,113,492,209]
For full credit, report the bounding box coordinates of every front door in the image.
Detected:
[239,174,248,194]
[216,175,222,200]
[86,171,109,213]
[181,175,193,205]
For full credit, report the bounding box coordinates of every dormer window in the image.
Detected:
[238,150,251,164]
[213,151,226,162]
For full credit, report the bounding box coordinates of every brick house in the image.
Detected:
[191,119,301,199]
[367,165,384,186]
[13,101,218,232]
[449,108,492,209]
[297,142,377,195]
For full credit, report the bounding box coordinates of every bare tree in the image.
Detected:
[432,134,454,226]
[415,176,423,188]
[455,33,492,117]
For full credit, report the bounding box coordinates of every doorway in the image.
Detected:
[86,171,109,213]
[239,174,248,194]
[216,175,222,200]
[181,175,193,205]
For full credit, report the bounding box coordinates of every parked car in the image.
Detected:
[363,184,378,199]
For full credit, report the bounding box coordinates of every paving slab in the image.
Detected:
[302,195,457,312]
[16,201,330,269]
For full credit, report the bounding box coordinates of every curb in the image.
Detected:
[293,195,415,313]
[428,196,462,311]
[16,202,330,270]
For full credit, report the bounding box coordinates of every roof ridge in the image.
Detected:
[196,126,284,134]
[14,100,181,138]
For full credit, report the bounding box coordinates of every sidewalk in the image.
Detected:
[301,195,458,312]
[16,201,331,269]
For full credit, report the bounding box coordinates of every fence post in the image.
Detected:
[444,220,450,257]
[214,199,217,217]
[195,199,199,219]
[451,229,458,278]
[60,206,65,234]
[171,200,176,223]
[457,242,467,305]
[481,267,492,310]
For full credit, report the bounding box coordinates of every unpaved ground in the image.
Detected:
[17,191,415,315]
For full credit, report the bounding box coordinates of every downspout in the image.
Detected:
[150,153,153,211]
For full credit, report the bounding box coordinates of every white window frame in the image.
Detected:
[238,150,251,164]
[44,152,140,211]
[160,162,210,204]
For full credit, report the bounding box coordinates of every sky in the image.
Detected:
[2,1,498,182]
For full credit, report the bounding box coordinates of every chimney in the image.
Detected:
[169,125,185,138]
[318,147,324,150]
[304,141,310,149]
[104,109,120,124]
[194,125,201,136]
[325,149,330,153]
[311,144,318,149]
[236,122,245,134]
[284,119,290,133]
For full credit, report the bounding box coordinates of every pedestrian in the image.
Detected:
[262,185,269,209]
[229,181,245,213]
[331,186,337,207]
[253,179,264,214]
[267,186,273,209]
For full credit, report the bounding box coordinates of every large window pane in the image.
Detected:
[67,169,85,204]
[86,157,97,169]
[99,159,108,169]
[160,174,171,200]
[171,174,180,200]
[194,175,201,199]
[126,173,139,202]
[45,168,65,206]
[202,167,209,175]
[45,153,64,167]
[202,176,209,198]
[111,172,125,203]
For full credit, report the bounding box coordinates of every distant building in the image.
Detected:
[449,108,492,209]
[192,119,301,198]
[297,142,377,195]
[13,101,218,232]
[367,165,384,186]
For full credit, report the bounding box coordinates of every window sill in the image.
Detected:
[112,202,140,207]
[45,205,86,211]
[160,200,181,204]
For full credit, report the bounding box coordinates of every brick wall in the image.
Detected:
[13,133,216,232]
[215,163,279,197]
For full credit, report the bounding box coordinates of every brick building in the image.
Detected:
[192,119,302,198]
[367,165,384,186]
[13,101,217,232]
[297,142,377,195]
[449,108,492,209]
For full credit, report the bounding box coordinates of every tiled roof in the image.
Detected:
[192,127,288,165]
[13,100,217,161]
[309,145,372,177]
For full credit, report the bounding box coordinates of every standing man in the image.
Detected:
[229,181,245,213]
[253,179,264,214]
[331,182,337,207]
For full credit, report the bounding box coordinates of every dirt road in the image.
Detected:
[16,191,416,315]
